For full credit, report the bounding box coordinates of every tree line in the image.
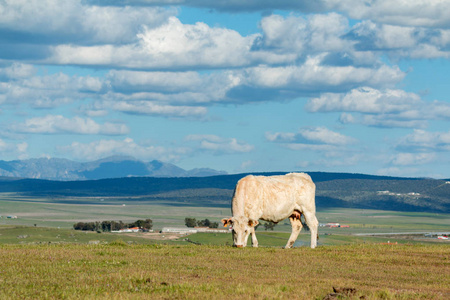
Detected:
[73,219,153,232]
[185,218,219,228]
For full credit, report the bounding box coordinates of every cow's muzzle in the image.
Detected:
[234,245,244,248]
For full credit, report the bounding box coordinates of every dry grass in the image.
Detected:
[0,243,448,299]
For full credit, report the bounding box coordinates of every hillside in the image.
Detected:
[0,172,449,213]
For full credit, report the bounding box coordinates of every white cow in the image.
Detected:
[221,173,318,248]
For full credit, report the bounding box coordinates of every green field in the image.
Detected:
[1,193,449,233]
[1,193,449,299]
[0,243,448,299]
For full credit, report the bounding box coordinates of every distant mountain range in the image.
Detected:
[0,156,227,180]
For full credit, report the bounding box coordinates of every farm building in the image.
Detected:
[194,227,230,233]
[161,227,198,234]
[160,227,230,234]
[111,227,141,233]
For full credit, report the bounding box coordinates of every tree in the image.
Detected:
[197,218,211,227]
[143,219,153,230]
[209,221,219,228]
[132,219,153,230]
[263,221,276,231]
[101,221,111,232]
[185,217,197,227]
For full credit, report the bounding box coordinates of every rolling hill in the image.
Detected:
[0,172,448,213]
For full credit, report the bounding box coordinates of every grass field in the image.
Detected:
[1,193,449,233]
[0,243,448,299]
[1,193,449,299]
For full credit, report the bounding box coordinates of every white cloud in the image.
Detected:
[359,115,428,129]
[240,57,404,93]
[0,0,172,45]
[0,139,28,158]
[307,154,363,167]
[0,63,36,79]
[47,16,268,69]
[397,129,450,152]
[335,0,450,28]
[376,167,421,178]
[0,70,104,108]
[266,126,357,146]
[106,69,240,104]
[257,13,350,56]
[108,70,204,93]
[307,87,420,113]
[391,152,436,166]
[308,87,450,128]
[349,21,450,59]
[185,134,254,154]
[10,115,129,135]
[108,101,207,118]
[57,137,190,162]
[94,0,450,28]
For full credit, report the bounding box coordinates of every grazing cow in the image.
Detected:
[221,173,318,248]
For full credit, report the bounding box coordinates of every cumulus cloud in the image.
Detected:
[90,0,450,28]
[225,57,405,103]
[334,0,450,28]
[101,58,405,108]
[108,101,208,118]
[0,0,172,46]
[307,87,421,113]
[10,115,129,135]
[47,16,270,69]
[396,129,450,152]
[376,166,422,178]
[391,152,436,166]
[247,59,403,91]
[0,62,36,80]
[266,126,357,152]
[0,139,28,159]
[185,134,254,154]
[348,21,450,59]
[307,87,450,128]
[57,137,190,161]
[106,69,240,104]
[255,13,350,56]
[0,69,104,108]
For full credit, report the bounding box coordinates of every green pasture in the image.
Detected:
[0,225,446,248]
[1,193,449,233]
[0,243,448,299]
[0,193,230,229]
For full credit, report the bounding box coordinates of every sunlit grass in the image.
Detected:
[0,243,448,299]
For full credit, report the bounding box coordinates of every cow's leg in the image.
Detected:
[250,227,259,247]
[285,216,303,249]
[303,211,319,249]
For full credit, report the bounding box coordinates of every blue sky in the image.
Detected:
[1,0,450,178]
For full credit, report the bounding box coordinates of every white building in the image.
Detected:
[161,227,198,234]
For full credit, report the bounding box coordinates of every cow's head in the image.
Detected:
[221,216,259,248]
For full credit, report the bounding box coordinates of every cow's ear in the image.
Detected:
[221,218,232,227]
[248,220,259,227]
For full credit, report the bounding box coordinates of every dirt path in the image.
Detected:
[120,232,190,241]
